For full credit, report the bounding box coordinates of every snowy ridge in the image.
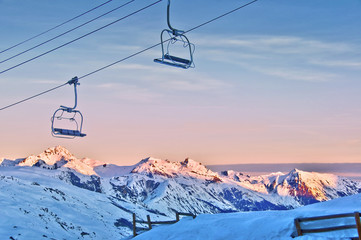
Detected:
[220,168,361,205]
[19,146,75,166]
[0,158,20,167]
[131,157,220,180]
[269,168,340,200]
[17,146,101,176]
[1,146,361,239]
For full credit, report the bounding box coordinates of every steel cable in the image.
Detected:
[0,0,259,111]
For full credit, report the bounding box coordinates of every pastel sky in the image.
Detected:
[1,0,361,165]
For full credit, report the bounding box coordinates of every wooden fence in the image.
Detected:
[293,211,361,239]
[132,212,196,237]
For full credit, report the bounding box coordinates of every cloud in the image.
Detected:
[142,69,231,91]
[98,44,144,53]
[310,60,361,68]
[248,65,336,82]
[159,76,229,91]
[103,62,231,91]
[92,82,162,102]
[201,54,336,82]
[194,34,360,82]
[30,79,64,85]
[112,63,180,73]
[196,35,353,55]
[0,76,64,85]
[228,37,351,54]
[346,139,361,145]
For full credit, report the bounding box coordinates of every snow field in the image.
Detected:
[0,169,128,239]
[132,193,361,240]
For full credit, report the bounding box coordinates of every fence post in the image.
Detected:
[176,212,180,222]
[133,213,137,237]
[147,215,152,230]
[294,218,302,236]
[354,212,361,240]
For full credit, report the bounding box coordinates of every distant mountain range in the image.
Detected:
[208,163,361,180]
[1,146,360,239]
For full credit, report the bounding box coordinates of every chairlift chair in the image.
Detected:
[51,76,86,138]
[154,0,195,69]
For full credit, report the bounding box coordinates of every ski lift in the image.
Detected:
[51,76,86,138]
[154,0,195,69]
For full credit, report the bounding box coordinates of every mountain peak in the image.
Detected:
[19,146,75,167]
[17,146,101,176]
[41,145,75,160]
[180,158,212,174]
[131,157,179,177]
[271,168,342,202]
[290,168,302,173]
[131,157,218,179]
[181,158,200,167]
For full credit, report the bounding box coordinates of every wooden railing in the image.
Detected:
[293,211,361,239]
[132,212,196,237]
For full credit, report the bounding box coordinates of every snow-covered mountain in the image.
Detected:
[106,156,360,214]
[0,167,170,239]
[1,146,360,239]
[17,146,102,176]
[220,168,361,205]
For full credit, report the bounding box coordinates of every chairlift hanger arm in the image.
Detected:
[61,76,79,111]
[167,0,184,36]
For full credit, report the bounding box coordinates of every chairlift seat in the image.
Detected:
[154,58,187,69]
[53,128,86,137]
[164,54,191,64]
[154,54,192,69]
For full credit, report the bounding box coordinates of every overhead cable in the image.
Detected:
[185,0,258,34]
[81,0,259,79]
[0,0,162,75]
[0,0,259,111]
[0,0,114,54]
[0,0,135,64]
[0,83,68,111]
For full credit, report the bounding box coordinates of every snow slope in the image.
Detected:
[1,146,360,239]
[0,167,173,239]
[132,193,361,240]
